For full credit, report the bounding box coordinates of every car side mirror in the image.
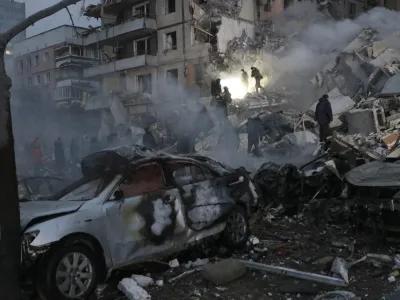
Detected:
[113,189,124,201]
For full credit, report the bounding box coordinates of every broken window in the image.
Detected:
[165,0,176,14]
[193,27,211,44]
[27,57,32,67]
[45,72,50,86]
[135,38,150,56]
[137,74,152,93]
[120,164,165,197]
[34,74,40,85]
[165,31,177,50]
[58,179,102,201]
[34,55,39,66]
[167,162,212,186]
[27,76,32,86]
[133,3,150,17]
[166,69,178,85]
[43,52,49,62]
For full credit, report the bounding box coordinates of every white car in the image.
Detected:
[21,146,259,300]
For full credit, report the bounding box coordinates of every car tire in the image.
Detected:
[38,245,99,300]
[222,205,250,249]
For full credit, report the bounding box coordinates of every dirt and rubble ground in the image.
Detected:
[96,215,400,300]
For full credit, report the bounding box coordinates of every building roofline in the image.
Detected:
[23,24,88,41]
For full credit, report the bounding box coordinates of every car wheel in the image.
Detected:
[222,206,250,249]
[40,245,99,300]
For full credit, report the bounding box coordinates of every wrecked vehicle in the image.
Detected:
[21,146,258,300]
[344,161,400,237]
[18,176,65,201]
[253,154,346,211]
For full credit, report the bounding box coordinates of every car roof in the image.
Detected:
[80,145,230,177]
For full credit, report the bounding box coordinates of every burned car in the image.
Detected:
[18,176,65,201]
[21,146,258,300]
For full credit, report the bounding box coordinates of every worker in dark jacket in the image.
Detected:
[143,127,157,149]
[315,94,333,148]
[247,116,263,156]
[250,67,264,94]
[211,78,222,97]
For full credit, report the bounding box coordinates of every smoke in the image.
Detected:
[260,4,400,112]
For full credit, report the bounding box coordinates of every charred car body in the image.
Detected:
[21,146,259,300]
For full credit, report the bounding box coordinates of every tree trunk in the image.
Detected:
[0,50,21,299]
[0,1,81,299]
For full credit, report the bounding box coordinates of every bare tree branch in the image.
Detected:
[66,7,82,37]
[1,0,81,44]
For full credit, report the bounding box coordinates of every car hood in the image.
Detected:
[20,201,85,230]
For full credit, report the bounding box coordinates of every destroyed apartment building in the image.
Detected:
[11,0,259,136]
[81,0,258,126]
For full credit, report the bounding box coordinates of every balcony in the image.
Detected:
[84,54,157,78]
[56,79,100,89]
[84,17,157,45]
[84,0,150,18]
[56,55,99,68]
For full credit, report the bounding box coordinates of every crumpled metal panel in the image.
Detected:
[345,161,400,187]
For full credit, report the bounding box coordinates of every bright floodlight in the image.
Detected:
[220,77,248,99]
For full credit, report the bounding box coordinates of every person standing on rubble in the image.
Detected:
[143,127,157,149]
[241,69,249,90]
[251,67,264,94]
[221,86,232,116]
[315,94,333,150]
[211,78,222,98]
[54,137,65,174]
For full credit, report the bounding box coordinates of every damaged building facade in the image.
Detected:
[81,0,257,125]
[11,26,102,142]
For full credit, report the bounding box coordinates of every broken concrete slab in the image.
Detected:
[240,260,347,287]
[201,258,246,285]
[118,278,151,300]
[381,73,400,96]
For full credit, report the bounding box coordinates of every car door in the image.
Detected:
[102,162,186,267]
[165,161,236,231]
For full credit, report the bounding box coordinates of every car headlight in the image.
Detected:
[22,230,40,246]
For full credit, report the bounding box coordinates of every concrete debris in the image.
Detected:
[118,278,151,300]
[185,258,210,269]
[131,275,154,287]
[168,259,180,268]
[241,260,348,287]
[201,258,246,285]
[314,291,359,300]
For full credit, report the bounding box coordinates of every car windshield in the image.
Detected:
[57,179,102,201]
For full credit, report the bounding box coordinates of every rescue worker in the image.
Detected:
[241,69,249,90]
[54,137,65,174]
[315,94,333,150]
[211,78,222,98]
[247,116,263,156]
[250,67,264,94]
[142,127,157,149]
[177,131,193,154]
[221,86,232,117]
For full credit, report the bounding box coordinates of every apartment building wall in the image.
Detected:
[0,0,26,42]
[14,46,56,101]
